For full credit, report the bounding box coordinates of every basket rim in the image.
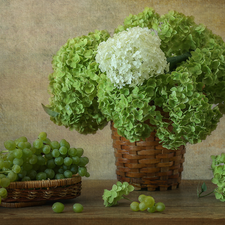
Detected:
[6,175,81,189]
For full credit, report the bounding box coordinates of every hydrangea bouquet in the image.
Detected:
[44,8,225,150]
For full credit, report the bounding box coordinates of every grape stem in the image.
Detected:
[122,196,133,202]
[0,171,11,174]
[0,150,9,154]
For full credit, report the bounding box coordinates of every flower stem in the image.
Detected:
[123,196,133,202]
[199,190,214,198]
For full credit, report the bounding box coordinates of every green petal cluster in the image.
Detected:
[114,7,160,33]
[211,154,225,202]
[97,8,225,149]
[45,8,225,150]
[47,30,110,134]
[102,181,134,207]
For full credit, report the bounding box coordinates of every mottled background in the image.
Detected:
[1,0,225,180]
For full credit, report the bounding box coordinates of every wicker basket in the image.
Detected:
[1,175,82,208]
[111,122,186,191]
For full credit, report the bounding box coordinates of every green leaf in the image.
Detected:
[201,182,207,192]
[42,104,59,117]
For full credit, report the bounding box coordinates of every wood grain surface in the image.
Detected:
[1,179,225,225]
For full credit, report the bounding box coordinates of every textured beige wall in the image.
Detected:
[1,0,225,180]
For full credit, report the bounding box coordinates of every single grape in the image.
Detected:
[76,148,84,157]
[72,156,80,165]
[59,146,67,155]
[144,196,155,208]
[64,157,73,166]
[0,188,7,198]
[43,138,51,145]
[130,202,140,212]
[1,177,11,188]
[60,139,70,149]
[45,168,55,179]
[68,148,77,157]
[0,174,6,179]
[45,153,53,160]
[29,155,38,164]
[6,151,15,161]
[55,173,65,179]
[55,157,64,166]
[37,155,46,166]
[33,139,43,149]
[78,167,87,177]
[138,194,146,202]
[24,142,31,149]
[147,206,156,213]
[4,140,16,150]
[22,148,33,158]
[58,168,64,174]
[7,171,18,182]
[47,159,56,169]
[22,163,33,171]
[52,202,64,213]
[73,203,83,213]
[17,170,27,179]
[36,172,47,180]
[85,172,90,177]
[13,158,23,166]
[12,164,21,174]
[17,142,26,150]
[52,149,60,158]
[155,202,165,212]
[64,170,73,178]
[3,161,11,169]
[35,148,42,155]
[38,132,47,140]
[42,145,51,154]
[62,165,71,171]
[78,157,89,166]
[22,176,31,181]
[0,191,7,200]
[30,147,36,154]
[139,202,148,211]
[13,149,23,159]
[27,170,37,180]
[16,136,27,143]
[70,165,78,174]
[50,141,60,150]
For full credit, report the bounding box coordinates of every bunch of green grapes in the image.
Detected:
[130,194,165,213]
[0,132,90,203]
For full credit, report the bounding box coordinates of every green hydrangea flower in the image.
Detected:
[46,30,110,134]
[102,181,134,207]
[97,8,225,149]
[211,154,225,202]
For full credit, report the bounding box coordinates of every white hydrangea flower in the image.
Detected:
[96,27,169,88]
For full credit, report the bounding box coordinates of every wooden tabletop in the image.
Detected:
[1,179,225,225]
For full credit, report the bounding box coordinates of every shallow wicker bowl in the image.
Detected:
[1,175,82,208]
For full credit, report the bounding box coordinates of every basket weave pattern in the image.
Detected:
[111,122,186,191]
[1,175,81,208]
